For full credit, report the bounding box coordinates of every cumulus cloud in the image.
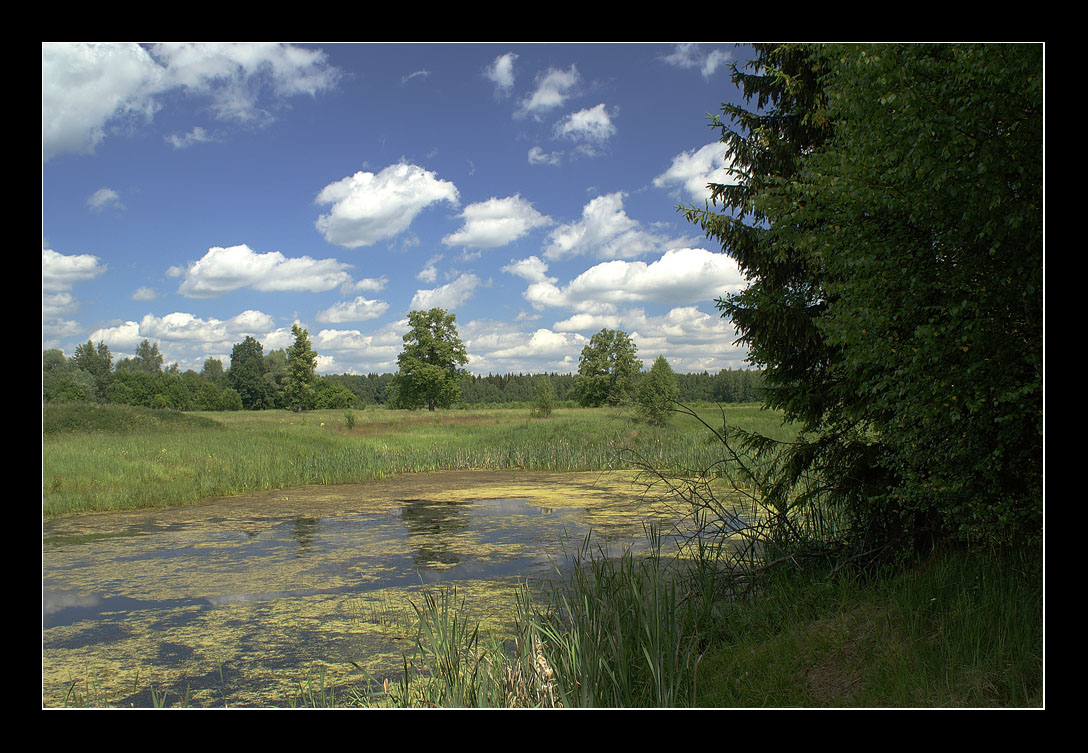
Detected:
[316,296,390,324]
[410,272,480,311]
[543,192,688,261]
[86,187,124,212]
[314,163,459,248]
[555,104,616,154]
[346,276,388,293]
[459,318,587,373]
[517,65,579,118]
[653,142,739,201]
[42,291,78,322]
[314,321,406,373]
[524,248,745,312]
[442,195,552,249]
[173,244,353,298]
[42,42,339,161]
[484,52,518,95]
[42,248,106,291]
[501,255,555,285]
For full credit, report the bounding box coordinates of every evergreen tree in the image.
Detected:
[688,43,1042,552]
[284,324,318,412]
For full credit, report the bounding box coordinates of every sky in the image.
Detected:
[42,42,756,377]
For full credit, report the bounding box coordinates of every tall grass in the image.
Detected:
[43,403,791,518]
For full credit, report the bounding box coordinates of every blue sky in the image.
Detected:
[42,42,754,376]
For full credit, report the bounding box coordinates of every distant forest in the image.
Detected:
[329,368,764,408]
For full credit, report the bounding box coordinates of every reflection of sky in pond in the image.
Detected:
[41,475,713,706]
[43,498,590,630]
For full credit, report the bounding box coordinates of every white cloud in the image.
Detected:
[401,69,430,85]
[42,42,339,161]
[524,248,745,312]
[661,43,732,79]
[314,163,459,248]
[316,296,390,324]
[314,322,405,373]
[484,52,518,95]
[87,320,144,350]
[410,272,481,311]
[552,312,623,332]
[165,126,212,149]
[459,319,587,373]
[662,43,703,70]
[42,248,106,291]
[701,49,732,79]
[543,192,688,261]
[517,65,579,118]
[654,142,738,201]
[347,276,388,293]
[86,187,124,212]
[528,146,561,166]
[501,255,555,284]
[555,104,616,153]
[174,244,353,298]
[442,195,552,249]
[42,291,77,321]
[131,286,158,301]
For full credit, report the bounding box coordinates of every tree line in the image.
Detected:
[42,322,762,412]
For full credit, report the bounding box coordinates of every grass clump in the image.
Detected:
[43,403,221,435]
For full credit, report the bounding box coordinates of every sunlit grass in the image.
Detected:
[43,403,794,518]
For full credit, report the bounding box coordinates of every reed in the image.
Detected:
[43,403,791,518]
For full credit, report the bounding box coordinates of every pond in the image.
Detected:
[42,470,701,707]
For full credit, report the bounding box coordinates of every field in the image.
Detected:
[42,402,792,519]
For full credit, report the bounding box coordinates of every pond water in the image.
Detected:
[42,470,695,707]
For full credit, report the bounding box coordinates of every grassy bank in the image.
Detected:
[42,402,793,518]
[368,540,1043,708]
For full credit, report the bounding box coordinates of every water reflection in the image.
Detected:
[41,472,697,707]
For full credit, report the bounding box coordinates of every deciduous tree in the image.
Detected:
[572,328,639,407]
[229,336,274,410]
[389,308,469,411]
[637,356,679,426]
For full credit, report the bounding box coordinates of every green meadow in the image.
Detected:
[42,402,791,519]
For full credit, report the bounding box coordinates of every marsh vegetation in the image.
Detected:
[43,403,1041,707]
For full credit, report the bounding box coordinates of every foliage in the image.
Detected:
[314,378,357,409]
[529,375,556,418]
[685,43,1043,553]
[284,324,319,412]
[572,328,640,407]
[636,356,680,426]
[389,308,469,411]
[116,340,164,374]
[71,340,113,398]
[229,336,274,410]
